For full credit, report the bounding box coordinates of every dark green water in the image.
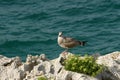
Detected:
[0,0,120,61]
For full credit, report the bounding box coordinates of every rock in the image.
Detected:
[11,56,22,68]
[0,55,13,66]
[0,51,120,80]
[96,51,120,80]
[51,56,63,75]
[56,69,98,80]
[32,61,52,74]
[24,60,53,80]
[26,54,48,64]
[0,56,25,80]
[23,54,49,73]
[50,52,73,75]
[26,55,38,64]
[45,73,55,80]
[40,54,47,61]
[19,63,32,72]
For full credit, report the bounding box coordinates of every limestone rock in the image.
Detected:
[0,55,12,66]
[0,51,120,80]
[97,51,120,80]
[40,54,47,61]
[0,56,25,80]
[24,59,53,80]
[32,61,52,75]
[56,69,98,80]
[51,56,63,75]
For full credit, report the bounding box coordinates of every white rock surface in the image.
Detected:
[97,51,120,80]
[0,56,24,80]
[0,51,119,80]
[56,69,98,80]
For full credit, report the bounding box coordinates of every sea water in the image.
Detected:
[0,0,120,61]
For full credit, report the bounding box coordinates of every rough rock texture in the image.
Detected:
[0,51,120,80]
[56,69,98,80]
[0,56,24,80]
[97,51,120,80]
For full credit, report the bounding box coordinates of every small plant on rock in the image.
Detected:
[64,55,104,76]
[38,76,47,80]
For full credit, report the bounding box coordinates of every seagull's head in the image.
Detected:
[58,32,62,37]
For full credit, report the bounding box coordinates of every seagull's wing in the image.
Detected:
[62,36,77,43]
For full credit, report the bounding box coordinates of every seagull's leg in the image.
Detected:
[65,48,68,52]
[62,48,68,55]
[61,48,69,59]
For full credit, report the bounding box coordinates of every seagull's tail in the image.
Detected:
[79,41,87,46]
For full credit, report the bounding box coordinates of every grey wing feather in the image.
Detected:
[63,36,76,43]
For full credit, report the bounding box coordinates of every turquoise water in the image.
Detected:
[0,0,120,61]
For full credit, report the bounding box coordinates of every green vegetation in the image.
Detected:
[38,76,47,80]
[64,55,104,76]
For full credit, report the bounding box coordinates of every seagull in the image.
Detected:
[58,32,86,52]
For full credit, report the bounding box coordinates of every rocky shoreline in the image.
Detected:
[0,51,120,80]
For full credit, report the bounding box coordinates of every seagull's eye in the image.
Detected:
[59,35,62,37]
